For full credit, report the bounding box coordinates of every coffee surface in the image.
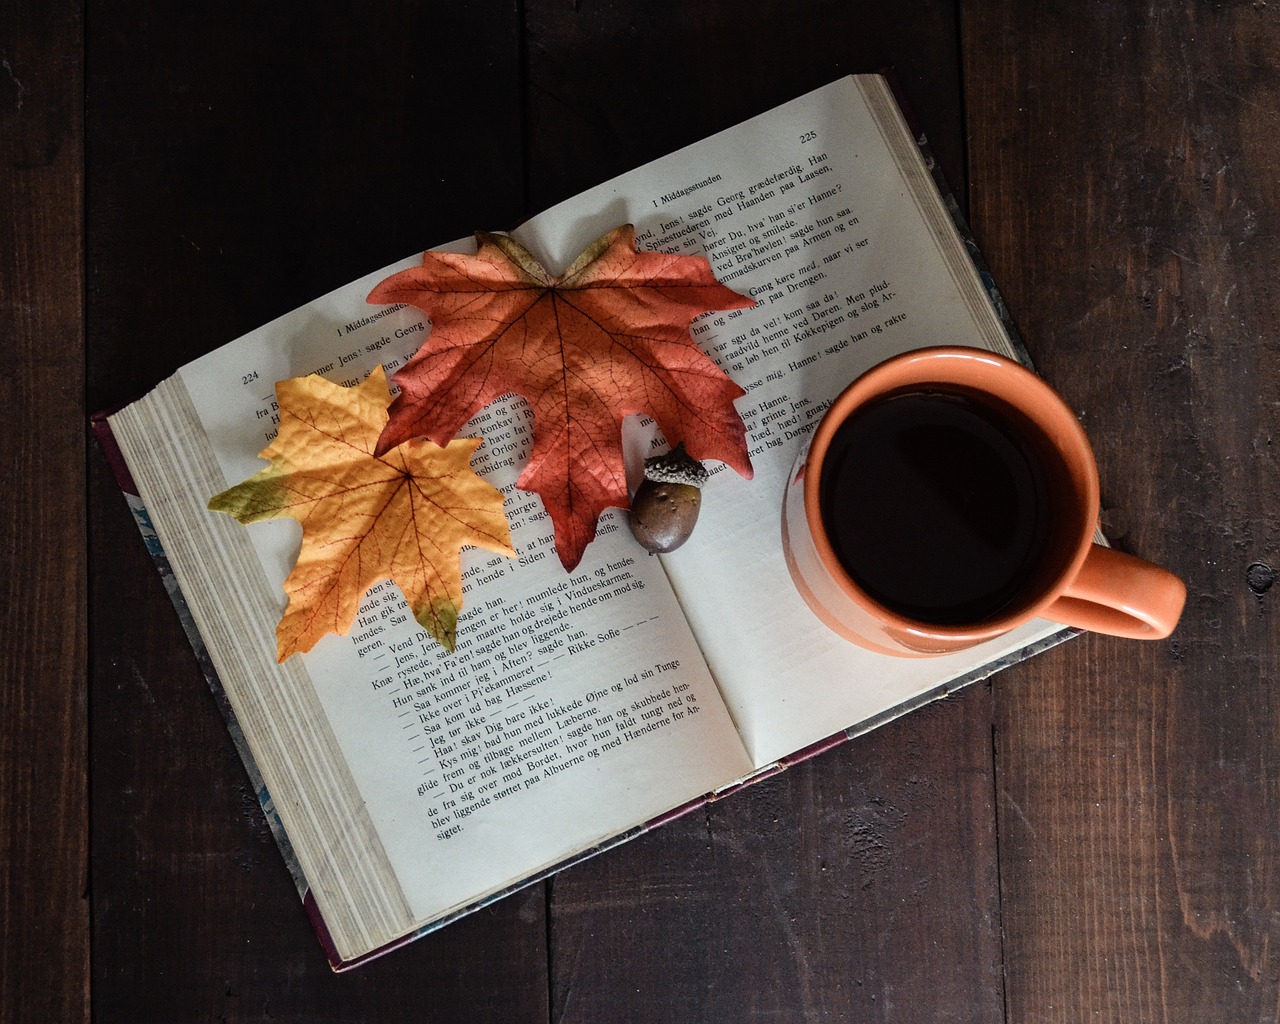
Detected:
[819,390,1050,624]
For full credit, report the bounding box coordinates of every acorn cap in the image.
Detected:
[642,442,708,488]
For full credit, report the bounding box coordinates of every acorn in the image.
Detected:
[628,443,708,553]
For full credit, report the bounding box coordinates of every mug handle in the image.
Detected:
[1044,544,1186,640]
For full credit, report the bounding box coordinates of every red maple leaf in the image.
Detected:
[368,225,754,570]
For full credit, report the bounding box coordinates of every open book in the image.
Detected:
[99,75,1071,970]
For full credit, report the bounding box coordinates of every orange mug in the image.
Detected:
[782,346,1186,657]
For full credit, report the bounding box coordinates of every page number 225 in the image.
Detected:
[799,130,817,144]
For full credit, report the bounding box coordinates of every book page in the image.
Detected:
[174,260,754,932]
[512,75,1066,767]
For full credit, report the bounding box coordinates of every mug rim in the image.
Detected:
[802,345,1101,644]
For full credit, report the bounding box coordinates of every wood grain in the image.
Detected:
[85,3,548,1019]
[0,2,88,1022]
[963,3,1280,1020]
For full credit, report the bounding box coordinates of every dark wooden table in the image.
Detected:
[5,2,1278,1021]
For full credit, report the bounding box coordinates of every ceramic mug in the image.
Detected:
[781,346,1186,657]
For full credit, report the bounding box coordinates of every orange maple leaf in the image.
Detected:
[208,367,515,659]
[368,224,755,571]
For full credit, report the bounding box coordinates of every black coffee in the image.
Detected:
[819,390,1051,624]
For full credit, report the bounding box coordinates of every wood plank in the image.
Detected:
[525,4,1005,1019]
[963,3,1280,1019]
[0,2,89,1022]
[86,3,548,1016]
